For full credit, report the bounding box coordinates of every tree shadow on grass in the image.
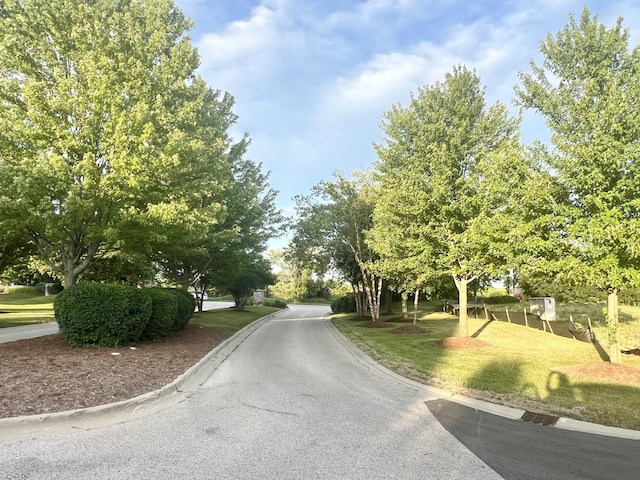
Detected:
[463,359,541,400]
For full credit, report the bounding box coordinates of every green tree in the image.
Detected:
[219,255,275,310]
[0,0,211,287]
[373,66,523,335]
[269,248,313,302]
[516,8,640,362]
[292,172,382,320]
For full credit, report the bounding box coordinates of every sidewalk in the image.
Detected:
[0,322,59,344]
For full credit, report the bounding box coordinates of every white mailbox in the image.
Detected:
[529,297,556,321]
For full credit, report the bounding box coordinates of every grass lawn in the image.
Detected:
[333,300,640,430]
[0,294,57,328]
[188,305,281,333]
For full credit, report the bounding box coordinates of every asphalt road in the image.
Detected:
[427,399,640,480]
[0,305,503,479]
[2,304,638,479]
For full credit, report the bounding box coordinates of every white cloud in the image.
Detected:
[176,0,640,229]
[196,4,279,75]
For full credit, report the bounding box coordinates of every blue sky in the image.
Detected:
[173,0,640,249]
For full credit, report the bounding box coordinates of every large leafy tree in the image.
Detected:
[0,0,212,287]
[373,66,524,336]
[516,8,640,362]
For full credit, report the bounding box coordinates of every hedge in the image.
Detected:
[143,288,179,341]
[167,288,196,331]
[54,282,152,347]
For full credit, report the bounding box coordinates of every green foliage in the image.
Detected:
[54,283,152,347]
[219,256,276,309]
[519,275,605,303]
[515,9,640,360]
[480,295,520,305]
[263,298,287,309]
[142,288,178,341]
[167,288,196,331]
[372,65,525,335]
[293,172,383,320]
[0,286,42,298]
[0,0,240,288]
[515,7,640,294]
[331,294,357,314]
[619,288,640,305]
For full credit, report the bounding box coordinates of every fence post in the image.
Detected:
[506,308,511,323]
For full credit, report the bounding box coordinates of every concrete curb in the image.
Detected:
[324,315,640,441]
[0,309,288,444]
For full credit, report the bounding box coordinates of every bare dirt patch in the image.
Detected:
[430,336,490,349]
[553,362,640,385]
[0,324,229,419]
[390,325,429,334]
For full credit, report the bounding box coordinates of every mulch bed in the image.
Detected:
[430,337,491,349]
[0,324,230,418]
[389,317,418,323]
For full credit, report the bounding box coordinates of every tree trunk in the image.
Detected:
[454,276,469,337]
[607,289,621,364]
[401,292,408,318]
[385,287,393,314]
[59,242,101,288]
[352,283,365,318]
[413,288,420,325]
[362,272,379,322]
[63,270,79,289]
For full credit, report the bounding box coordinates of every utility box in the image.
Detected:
[530,297,556,321]
[253,289,265,306]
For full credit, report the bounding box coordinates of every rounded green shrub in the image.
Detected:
[331,294,356,314]
[264,298,287,308]
[54,282,152,347]
[167,288,195,330]
[143,288,178,341]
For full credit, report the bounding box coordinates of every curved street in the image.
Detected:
[1,305,638,479]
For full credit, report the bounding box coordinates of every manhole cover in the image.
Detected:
[521,410,559,426]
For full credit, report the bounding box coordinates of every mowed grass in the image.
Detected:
[486,299,640,349]
[190,306,281,333]
[0,294,57,327]
[333,302,640,430]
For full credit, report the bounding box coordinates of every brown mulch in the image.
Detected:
[0,324,230,419]
[430,337,491,349]
[361,321,394,328]
[553,362,640,385]
[390,325,429,334]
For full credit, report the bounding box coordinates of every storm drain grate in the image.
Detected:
[521,411,559,426]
